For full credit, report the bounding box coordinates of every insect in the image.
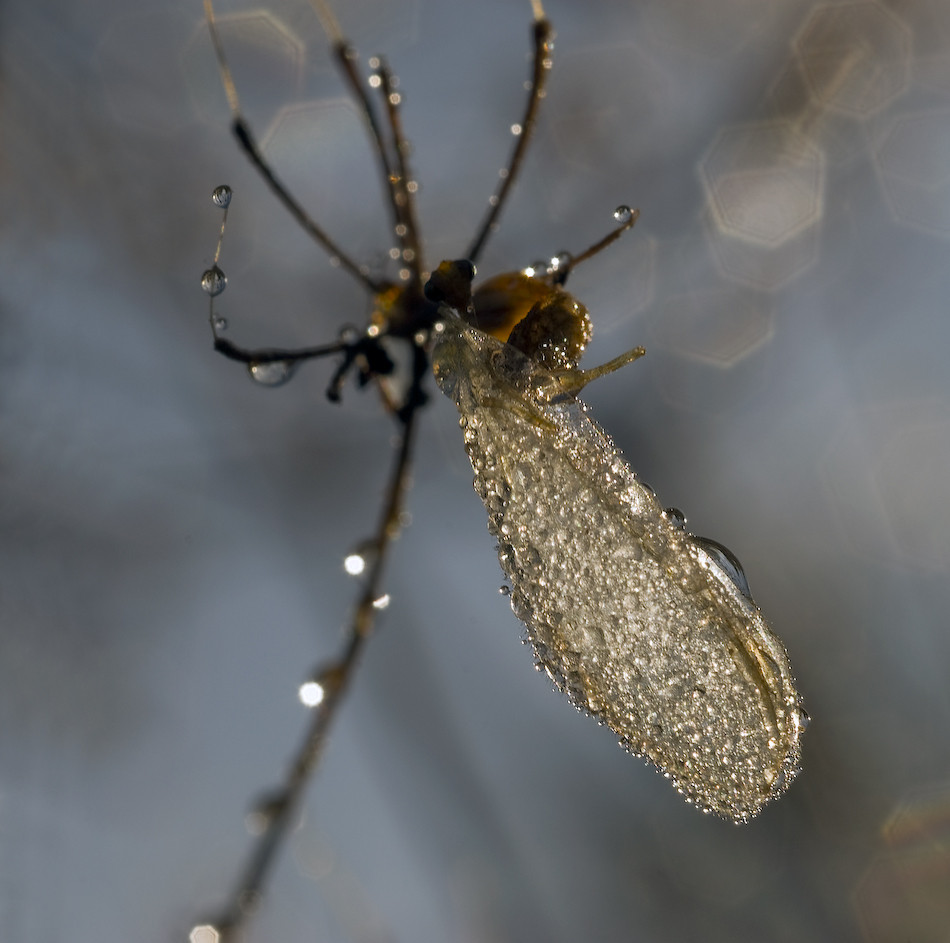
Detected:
[198,0,805,937]
[427,261,806,822]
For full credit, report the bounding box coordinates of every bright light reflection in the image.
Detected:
[189,925,220,943]
[344,552,365,575]
[372,593,391,610]
[298,680,325,707]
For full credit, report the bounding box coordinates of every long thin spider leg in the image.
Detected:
[209,385,422,943]
[465,1,553,264]
[212,336,347,365]
[375,59,426,287]
[204,0,384,294]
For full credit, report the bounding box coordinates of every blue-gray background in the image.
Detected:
[3,0,949,940]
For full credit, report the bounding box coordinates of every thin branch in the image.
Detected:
[211,398,421,943]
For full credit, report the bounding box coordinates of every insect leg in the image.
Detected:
[549,345,647,400]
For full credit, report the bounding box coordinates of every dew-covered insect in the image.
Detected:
[197,0,805,936]
[426,258,806,822]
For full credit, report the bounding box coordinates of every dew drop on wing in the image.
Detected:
[693,535,752,601]
[665,507,687,530]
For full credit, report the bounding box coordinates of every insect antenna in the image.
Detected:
[550,204,640,285]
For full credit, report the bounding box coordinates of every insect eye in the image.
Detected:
[424,259,476,310]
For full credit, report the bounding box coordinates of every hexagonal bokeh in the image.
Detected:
[793,1,912,119]
[702,122,824,248]
[700,121,824,289]
[181,9,305,127]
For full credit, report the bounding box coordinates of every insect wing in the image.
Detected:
[432,318,805,821]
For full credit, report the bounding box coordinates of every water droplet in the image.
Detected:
[201,265,227,297]
[510,123,523,137]
[299,679,325,707]
[665,507,687,530]
[372,593,391,610]
[694,537,752,600]
[212,315,228,332]
[549,251,572,273]
[344,553,365,576]
[189,923,221,943]
[499,584,512,596]
[613,204,634,224]
[211,184,232,208]
[247,359,297,387]
[344,539,377,576]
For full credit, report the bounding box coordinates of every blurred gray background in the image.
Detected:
[3,0,949,940]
